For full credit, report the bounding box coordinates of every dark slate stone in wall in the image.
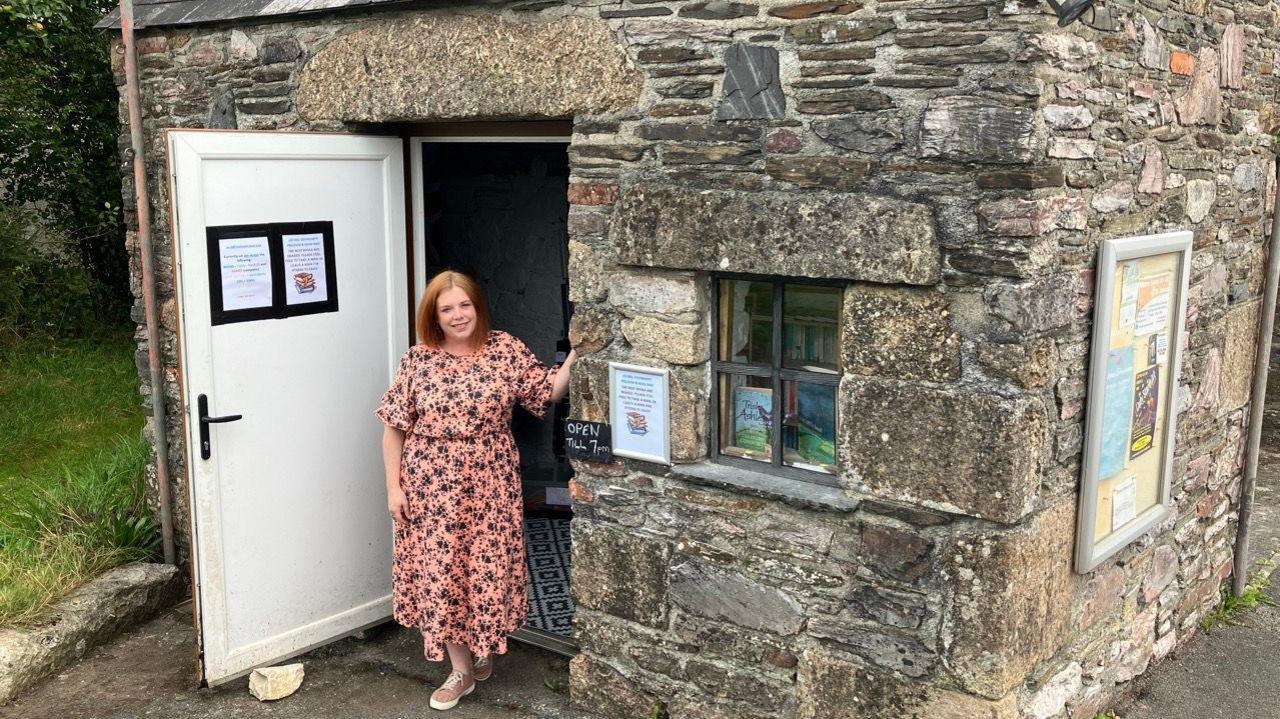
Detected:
[918,95,1036,164]
[208,91,237,129]
[812,114,903,154]
[612,184,940,285]
[669,559,805,634]
[715,44,785,120]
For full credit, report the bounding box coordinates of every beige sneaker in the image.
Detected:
[473,654,492,682]
[429,670,475,711]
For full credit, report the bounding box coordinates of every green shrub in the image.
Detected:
[0,202,115,340]
[0,0,129,324]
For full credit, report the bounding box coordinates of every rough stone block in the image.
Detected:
[669,558,805,634]
[985,274,1079,335]
[668,366,708,462]
[796,649,1018,719]
[1174,48,1221,126]
[1221,301,1260,411]
[569,306,612,355]
[248,663,305,701]
[976,338,1057,389]
[787,17,895,44]
[685,659,790,710]
[1023,662,1082,719]
[296,15,643,122]
[839,378,1046,524]
[612,184,940,285]
[944,500,1077,698]
[716,44,785,120]
[573,523,671,627]
[567,240,607,303]
[978,196,1087,237]
[670,609,795,664]
[812,115,903,154]
[846,584,928,628]
[859,523,933,584]
[764,156,871,189]
[1220,24,1244,89]
[805,618,935,677]
[608,270,704,321]
[0,563,181,704]
[840,285,960,383]
[919,96,1035,164]
[769,1,862,19]
[567,182,619,206]
[622,316,708,365]
[570,654,665,718]
[1185,179,1216,224]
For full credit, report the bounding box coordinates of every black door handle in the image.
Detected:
[198,394,243,460]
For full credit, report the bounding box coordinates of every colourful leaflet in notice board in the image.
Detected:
[1077,232,1192,573]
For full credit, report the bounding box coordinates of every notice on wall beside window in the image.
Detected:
[206,221,339,325]
[1076,231,1191,573]
[608,362,671,465]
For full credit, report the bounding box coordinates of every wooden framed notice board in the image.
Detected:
[1076,231,1193,573]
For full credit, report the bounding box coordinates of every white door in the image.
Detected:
[168,131,408,685]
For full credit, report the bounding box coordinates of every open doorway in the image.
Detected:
[409,131,576,655]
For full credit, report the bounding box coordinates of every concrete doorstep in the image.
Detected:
[0,562,182,704]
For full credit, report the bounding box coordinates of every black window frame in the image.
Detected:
[710,273,842,487]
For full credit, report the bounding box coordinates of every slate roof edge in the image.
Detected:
[97,0,423,31]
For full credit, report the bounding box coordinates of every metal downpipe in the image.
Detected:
[120,0,176,565]
[1233,158,1280,597]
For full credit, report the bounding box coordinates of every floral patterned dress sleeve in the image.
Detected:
[375,347,418,432]
[512,337,561,419]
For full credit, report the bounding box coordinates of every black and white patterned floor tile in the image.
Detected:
[524,516,574,636]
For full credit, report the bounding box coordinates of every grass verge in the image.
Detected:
[1200,558,1278,634]
[0,334,159,626]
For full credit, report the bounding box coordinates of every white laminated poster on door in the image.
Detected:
[282,232,329,305]
[218,236,273,311]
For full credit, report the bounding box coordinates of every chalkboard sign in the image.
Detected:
[565,420,613,463]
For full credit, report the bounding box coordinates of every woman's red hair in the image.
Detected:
[416,270,491,350]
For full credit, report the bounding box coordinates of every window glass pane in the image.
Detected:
[719,373,774,463]
[783,284,841,372]
[718,279,773,365]
[783,380,837,474]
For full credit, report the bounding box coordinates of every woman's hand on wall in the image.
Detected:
[550,349,576,403]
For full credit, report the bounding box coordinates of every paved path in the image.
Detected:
[0,604,588,719]
[1120,370,1280,719]
[1121,563,1280,719]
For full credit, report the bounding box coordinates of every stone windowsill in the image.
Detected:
[666,461,860,513]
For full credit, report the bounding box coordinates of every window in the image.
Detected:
[712,276,841,484]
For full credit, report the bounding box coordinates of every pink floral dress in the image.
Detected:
[375,330,558,661]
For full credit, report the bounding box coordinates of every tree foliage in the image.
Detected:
[0,1,128,324]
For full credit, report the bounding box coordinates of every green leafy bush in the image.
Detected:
[0,0,129,325]
[0,202,109,340]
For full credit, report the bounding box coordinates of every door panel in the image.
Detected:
[168,131,407,685]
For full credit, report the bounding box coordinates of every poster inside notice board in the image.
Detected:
[1076,231,1192,573]
[206,221,338,325]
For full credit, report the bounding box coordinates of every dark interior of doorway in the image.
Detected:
[419,140,575,645]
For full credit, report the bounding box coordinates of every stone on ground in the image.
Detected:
[249,662,305,701]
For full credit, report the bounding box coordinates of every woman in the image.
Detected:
[376,269,575,711]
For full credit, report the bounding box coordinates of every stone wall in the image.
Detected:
[109,0,1278,717]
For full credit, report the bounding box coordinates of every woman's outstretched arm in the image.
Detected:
[549,349,577,403]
